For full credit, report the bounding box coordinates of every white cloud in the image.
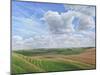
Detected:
[44,11,79,34]
[61,11,81,32]
[61,10,95,31]
[12,5,96,50]
[78,15,95,31]
[44,11,66,34]
[64,5,95,16]
[12,31,95,50]
[12,35,23,41]
[63,5,95,31]
[12,35,24,50]
[44,10,95,33]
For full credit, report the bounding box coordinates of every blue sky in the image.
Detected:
[12,0,96,50]
[12,1,67,37]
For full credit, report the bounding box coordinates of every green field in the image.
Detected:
[12,48,96,74]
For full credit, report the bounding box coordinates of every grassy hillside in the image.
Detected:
[13,48,88,56]
[12,48,96,74]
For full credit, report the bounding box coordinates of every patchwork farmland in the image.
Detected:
[12,47,96,74]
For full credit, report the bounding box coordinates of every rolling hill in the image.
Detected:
[12,48,96,74]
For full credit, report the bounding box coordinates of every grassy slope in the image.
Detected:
[12,48,96,74]
[12,53,45,74]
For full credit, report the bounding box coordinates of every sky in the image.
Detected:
[12,0,96,50]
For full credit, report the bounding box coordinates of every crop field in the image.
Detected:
[12,47,96,74]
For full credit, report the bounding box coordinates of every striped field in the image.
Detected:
[12,48,96,74]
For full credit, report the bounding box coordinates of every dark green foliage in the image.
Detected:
[13,48,87,56]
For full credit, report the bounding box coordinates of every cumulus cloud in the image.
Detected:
[61,11,95,31]
[64,5,95,31]
[44,11,77,34]
[43,10,95,33]
[12,35,57,50]
[12,31,95,50]
[42,9,95,48]
[44,11,66,34]
[78,15,95,31]
[12,5,96,50]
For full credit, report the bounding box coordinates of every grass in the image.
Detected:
[12,47,96,74]
[31,59,83,71]
[12,53,45,74]
[13,48,87,56]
